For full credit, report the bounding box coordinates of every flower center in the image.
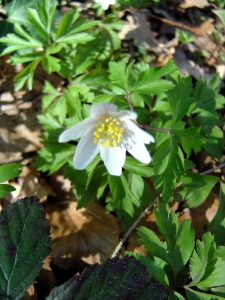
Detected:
[93,116,124,148]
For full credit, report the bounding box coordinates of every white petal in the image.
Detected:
[90,103,117,117]
[126,137,151,164]
[73,129,100,169]
[100,145,126,176]
[124,119,155,144]
[113,110,137,120]
[59,118,96,143]
[102,3,110,9]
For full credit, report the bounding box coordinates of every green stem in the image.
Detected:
[138,123,172,134]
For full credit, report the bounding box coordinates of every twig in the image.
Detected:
[200,162,225,175]
[111,197,158,258]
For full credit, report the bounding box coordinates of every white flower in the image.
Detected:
[94,0,116,10]
[59,103,155,176]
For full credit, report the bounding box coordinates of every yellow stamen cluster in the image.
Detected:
[93,116,124,148]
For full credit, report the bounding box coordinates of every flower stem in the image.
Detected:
[138,123,171,134]
[125,93,134,111]
[124,93,171,134]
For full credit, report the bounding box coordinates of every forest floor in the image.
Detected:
[0,0,225,299]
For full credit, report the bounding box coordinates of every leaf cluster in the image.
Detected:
[130,186,225,299]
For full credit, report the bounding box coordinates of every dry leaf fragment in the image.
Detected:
[4,166,55,205]
[118,9,165,55]
[34,255,56,298]
[46,201,120,269]
[20,285,37,300]
[180,0,209,9]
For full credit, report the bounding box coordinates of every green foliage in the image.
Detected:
[153,135,184,201]
[46,256,168,300]
[176,172,219,207]
[0,196,51,299]
[207,182,225,245]
[1,0,225,298]
[210,0,225,9]
[177,29,194,44]
[213,9,225,24]
[0,163,22,197]
[133,202,225,299]
[0,0,99,90]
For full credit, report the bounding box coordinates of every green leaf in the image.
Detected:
[211,286,225,297]
[169,290,186,300]
[109,60,135,93]
[79,68,109,87]
[56,9,98,40]
[6,0,40,24]
[0,184,16,198]
[46,256,168,300]
[192,74,220,113]
[177,29,194,44]
[9,51,44,65]
[185,287,224,300]
[14,58,42,91]
[108,174,134,219]
[196,255,225,289]
[202,125,224,160]
[56,32,95,44]
[174,126,203,157]
[153,201,178,250]
[132,252,169,287]
[133,60,176,94]
[75,166,108,208]
[180,173,219,208]
[26,8,49,42]
[212,9,225,25]
[0,163,22,197]
[0,163,22,183]
[133,78,174,95]
[0,26,42,55]
[172,220,195,278]
[153,201,194,284]
[0,196,51,300]
[64,156,102,208]
[137,226,171,265]
[189,232,216,287]
[167,76,194,125]
[125,173,144,205]
[56,9,80,39]
[38,113,61,130]
[153,136,184,200]
[47,95,67,124]
[42,55,61,74]
[123,156,153,177]
[102,25,121,50]
[208,182,225,246]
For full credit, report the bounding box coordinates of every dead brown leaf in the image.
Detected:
[34,255,56,298]
[180,0,210,9]
[20,285,37,300]
[3,166,55,206]
[45,201,120,269]
[0,111,42,164]
[118,9,167,55]
[174,48,212,80]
